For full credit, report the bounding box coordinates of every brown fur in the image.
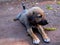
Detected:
[14,7,50,44]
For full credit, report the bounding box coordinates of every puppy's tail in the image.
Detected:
[22,2,26,10]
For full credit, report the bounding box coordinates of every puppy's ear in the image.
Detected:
[33,12,37,15]
[28,16,33,21]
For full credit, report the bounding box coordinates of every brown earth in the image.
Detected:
[0,1,60,45]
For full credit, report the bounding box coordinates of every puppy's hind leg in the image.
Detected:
[27,28,40,44]
[13,13,21,21]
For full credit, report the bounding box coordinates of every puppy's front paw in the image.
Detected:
[44,38,50,43]
[33,39,40,44]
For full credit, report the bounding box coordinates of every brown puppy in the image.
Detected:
[14,7,50,44]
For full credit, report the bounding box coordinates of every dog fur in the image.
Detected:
[14,7,50,44]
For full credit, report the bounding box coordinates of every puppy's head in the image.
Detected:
[28,12,48,26]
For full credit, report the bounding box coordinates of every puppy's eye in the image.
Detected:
[37,14,42,18]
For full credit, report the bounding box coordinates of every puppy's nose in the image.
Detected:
[38,20,48,26]
[43,20,48,24]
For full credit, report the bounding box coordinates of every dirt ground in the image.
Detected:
[0,1,60,45]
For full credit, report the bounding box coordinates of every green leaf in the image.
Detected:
[57,1,60,5]
[44,28,56,31]
[46,5,53,10]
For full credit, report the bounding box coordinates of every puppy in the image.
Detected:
[14,4,50,44]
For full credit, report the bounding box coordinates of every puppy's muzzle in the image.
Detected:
[37,20,48,26]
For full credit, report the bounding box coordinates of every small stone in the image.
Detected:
[8,7,14,11]
[36,3,38,4]
[6,3,9,5]
[54,10,57,12]
[46,13,49,15]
